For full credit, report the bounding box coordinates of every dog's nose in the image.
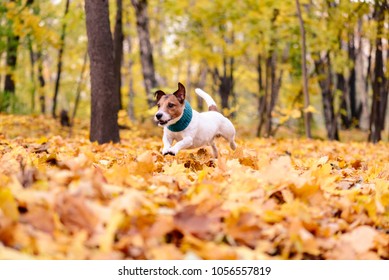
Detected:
[156,112,163,120]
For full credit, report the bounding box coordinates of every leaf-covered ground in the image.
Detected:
[0,114,388,260]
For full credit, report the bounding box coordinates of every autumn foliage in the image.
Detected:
[0,114,388,260]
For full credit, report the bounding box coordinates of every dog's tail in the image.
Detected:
[194,88,218,111]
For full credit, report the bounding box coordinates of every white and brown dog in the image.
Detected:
[154,82,236,158]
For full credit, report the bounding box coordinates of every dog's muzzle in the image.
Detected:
[155,112,171,126]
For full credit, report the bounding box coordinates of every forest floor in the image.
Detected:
[0,113,388,259]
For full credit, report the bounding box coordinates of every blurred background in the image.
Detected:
[0,0,387,141]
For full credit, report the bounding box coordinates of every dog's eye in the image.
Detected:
[157,104,160,108]
[168,103,175,108]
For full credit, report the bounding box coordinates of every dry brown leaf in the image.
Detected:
[55,193,98,235]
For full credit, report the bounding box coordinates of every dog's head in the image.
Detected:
[154,82,186,127]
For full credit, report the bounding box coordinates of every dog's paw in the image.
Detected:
[162,147,179,156]
[162,147,170,155]
[163,151,176,156]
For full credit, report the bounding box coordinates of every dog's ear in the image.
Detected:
[154,90,166,103]
[173,82,186,104]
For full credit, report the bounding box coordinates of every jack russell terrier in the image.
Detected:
[154,82,236,158]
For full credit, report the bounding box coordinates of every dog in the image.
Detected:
[154,82,236,158]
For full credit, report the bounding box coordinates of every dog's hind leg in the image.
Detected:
[219,127,237,151]
[229,136,237,150]
[210,141,218,158]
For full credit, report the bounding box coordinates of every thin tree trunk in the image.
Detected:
[315,52,339,140]
[348,33,358,127]
[337,72,351,128]
[52,0,70,118]
[258,53,271,137]
[72,50,88,123]
[37,48,46,114]
[368,2,387,143]
[113,0,123,111]
[356,18,369,130]
[265,50,277,137]
[216,55,233,111]
[296,0,312,138]
[126,30,136,121]
[85,0,120,144]
[2,0,19,113]
[256,54,265,137]
[28,36,36,113]
[258,9,278,137]
[131,0,158,108]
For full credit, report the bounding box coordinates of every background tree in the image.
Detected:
[296,0,312,138]
[1,0,20,112]
[113,0,124,111]
[368,0,388,143]
[85,0,120,144]
[131,0,158,108]
[52,0,70,118]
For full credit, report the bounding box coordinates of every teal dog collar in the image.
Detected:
[167,101,193,132]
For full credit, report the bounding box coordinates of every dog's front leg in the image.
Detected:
[162,133,173,155]
[166,136,193,156]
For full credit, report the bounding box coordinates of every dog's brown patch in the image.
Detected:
[157,95,184,120]
[209,105,218,112]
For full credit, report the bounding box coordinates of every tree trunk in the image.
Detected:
[368,2,387,143]
[131,0,158,108]
[263,45,289,137]
[315,52,339,140]
[256,54,265,137]
[337,72,351,128]
[348,33,358,127]
[126,29,136,121]
[296,0,312,138]
[37,48,46,114]
[215,55,234,111]
[113,0,123,111]
[52,0,70,118]
[265,50,277,137]
[28,36,36,113]
[356,19,369,130]
[258,9,279,137]
[85,0,120,144]
[2,0,19,113]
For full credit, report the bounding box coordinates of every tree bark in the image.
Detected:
[85,0,120,144]
[296,0,312,139]
[37,48,46,114]
[214,55,234,113]
[28,36,36,113]
[113,0,124,111]
[256,54,265,137]
[126,28,136,121]
[348,33,358,127]
[315,52,339,140]
[265,50,277,137]
[356,19,369,130]
[52,0,70,118]
[2,0,19,112]
[368,2,387,143]
[337,72,351,128]
[131,0,158,108]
